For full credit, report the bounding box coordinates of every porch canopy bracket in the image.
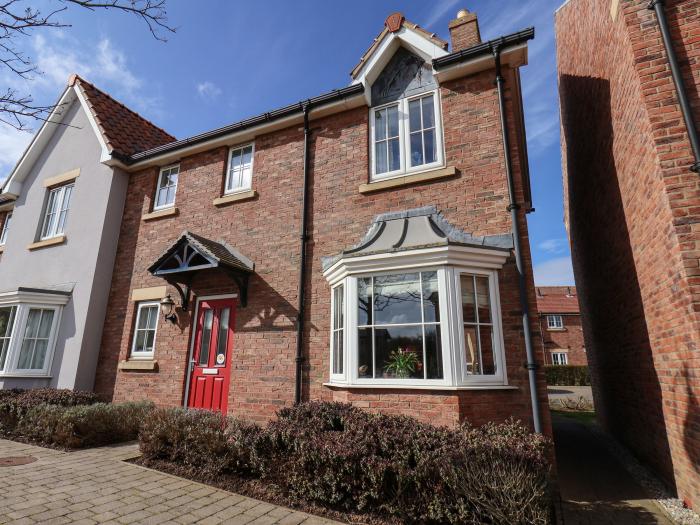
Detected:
[148,231,255,309]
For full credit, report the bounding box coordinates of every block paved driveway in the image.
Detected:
[0,439,343,525]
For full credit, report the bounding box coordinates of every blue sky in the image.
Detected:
[0,0,573,285]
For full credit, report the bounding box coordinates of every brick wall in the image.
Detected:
[557,0,700,507]
[95,64,551,435]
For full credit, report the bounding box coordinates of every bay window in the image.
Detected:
[0,290,67,376]
[370,91,443,181]
[328,266,507,388]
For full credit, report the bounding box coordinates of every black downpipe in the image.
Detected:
[649,0,700,172]
[492,41,542,433]
[295,103,311,405]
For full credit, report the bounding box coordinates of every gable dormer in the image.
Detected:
[350,13,449,105]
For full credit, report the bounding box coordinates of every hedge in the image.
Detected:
[0,388,153,449]
[140,402,552,524]
[16,401,153,449]
[0,388,101,434]
[544,365,590,386]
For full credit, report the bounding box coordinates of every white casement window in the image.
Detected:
[331,284,345,379]
[41,183,73,239]
[0,212,11,245]
[370,91,443,181]
[328,266,507,387]
[154,165,179,210]
[130,302,159,359]
[0,290,67,377]
[551,351,568,366]
[547,315,564,330]
[225,144,254,194]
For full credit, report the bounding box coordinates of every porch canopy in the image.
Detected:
[147,231,255,308]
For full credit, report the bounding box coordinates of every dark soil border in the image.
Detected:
[129,456,399,525]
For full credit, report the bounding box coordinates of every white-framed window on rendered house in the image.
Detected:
[0,212,11,245]
[40,183,73,240]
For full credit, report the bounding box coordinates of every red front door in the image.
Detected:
[187,298,236,413]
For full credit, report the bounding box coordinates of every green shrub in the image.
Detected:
[139,402,552,524]
[0,388,101,434]
[544,365,590,386]
[15,401,153,448]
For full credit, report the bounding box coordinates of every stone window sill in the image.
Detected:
[118,359,158,371]
[28,235,66,251]
[547,328,567,332]
[213,189,257,207]
[323,382,518,391]
[359,166,457,194]
[142,207,178,221]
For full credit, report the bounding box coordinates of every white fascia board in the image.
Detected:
[1,87,76,198]
[434,43,529,84]
[351,27,449,105]
[323,245,511,286]
[73,84,113,163]
[125,92,366,171]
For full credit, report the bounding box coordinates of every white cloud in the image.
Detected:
[0,32,167,182]
[424,0,459,30]
[538,237,569,254]
[0,124,33,185]
[534,256,575,286]
[196,81,222,101]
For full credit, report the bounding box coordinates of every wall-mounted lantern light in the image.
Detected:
[160,294,177,324]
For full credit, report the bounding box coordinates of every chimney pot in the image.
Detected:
[449,8,481,51]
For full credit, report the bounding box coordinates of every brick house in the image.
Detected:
[535,286,586,366]
[84,9,550,433]
[556,0,700,508]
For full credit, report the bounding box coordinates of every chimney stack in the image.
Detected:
[449,8,481,51]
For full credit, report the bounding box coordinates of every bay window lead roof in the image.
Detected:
[321,206,513,271]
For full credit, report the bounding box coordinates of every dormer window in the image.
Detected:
[368,47,444,182]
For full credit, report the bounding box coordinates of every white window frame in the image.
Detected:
[0,290,67,378]
[154,164,179,210]
[330,283,345,382]
[551,350,568,366]
[130,301,160,360]
[328,264,507,388]
[369,89,444,182]
[0,212,11,245]
[547,315,564,330]
[224,143,255,195]
[40,183,74,240]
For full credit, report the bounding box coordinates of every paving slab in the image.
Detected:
[553,414,674,524]
[0,439,343,525]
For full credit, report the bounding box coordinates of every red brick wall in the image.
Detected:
[95,65,551,436]
[557,0,700,507]
[539,315,587,366]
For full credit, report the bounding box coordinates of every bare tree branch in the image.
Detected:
[0,0,175,131]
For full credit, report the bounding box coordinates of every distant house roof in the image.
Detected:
[536,286,580,314]
[70,75,175,159]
